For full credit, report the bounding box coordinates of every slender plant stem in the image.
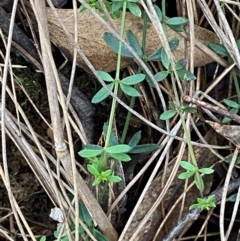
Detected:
[120,11,149,144]
[103,1,127,167]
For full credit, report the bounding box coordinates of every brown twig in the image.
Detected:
[183,95,240,123]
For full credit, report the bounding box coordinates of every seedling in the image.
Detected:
[178,161,214,191]
[189,195,216,211]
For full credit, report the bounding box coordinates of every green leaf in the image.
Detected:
[177,69,196,81]
[166,17,188,25]
[128,131,141,149]
[85,144,103,150]
[79,148,103,158]
[92,228,109,241]
[154,5,162,21]
[97,71,114,82]
[222,107,239,123]
[175,59,187,70]
[104,32,134,58]
[101,169,112,177]
[107,175,122,182]
[78,226,85,234]
[161,48,170,69]
[121,73,145,85]
[169,37,180,51]
[223,99,240,108]
[225,154,240,165]
[207,195,215,203]
[54,229,62,238]
[147,48,162,61]
[126,30,143,57]
[197,198,205,205]
[160,110,177,120]
[106,144,131,153]
[40,236,46,241]
[129,144,159,154]
[208,42,229,57]
[120,84,141,97]
[180,161,197,172]
[109,153,131,162]
[178,171,195,179]
[198,167,214,174]
[91,82,114,103]
[228,193,237,202]
[87,164,100,176]
[154,71,168,82]
[93,176,102,186]
[167,24,185,32]
[194,173,204,191]
[128,2,141,17]
[79,201,92,226]
[182,106,197,113]
[112,1,122,12]
[189,203,200,210]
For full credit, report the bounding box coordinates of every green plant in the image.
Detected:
[189,195,216,211]
[79,128,159,186]
[160,101,197,120]
[178,161,214,191]
[79,0,142,18]
[92,71,145,103]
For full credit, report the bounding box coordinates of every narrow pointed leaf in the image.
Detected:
[198,168,214,174]
[101,169,112,177]
[87,164,100,176]
[161,48,170,69]
[208,42,229,57]
[79,149,103,158]
[160,110,177,120]
[97,71,114,82]
[109,153,131,161]
[128,2,141,17]
[104,32,134,57]
[92,82,114,103]
[128,131,141,149]
[129,144,159,153]
[178,171,194,179]
[223,99,240,108]
[121,84,141,97]
[121,73,145,85]
[126,30,143,56]
[107,175,122,182]
[154,71,168,82]
[166,17,188,25]
[180,161,197,172]
[92,229,109,241]
[106,144,131,153]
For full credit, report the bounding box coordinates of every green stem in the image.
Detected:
[170,74,198,172]
[161,0,167,35]
[120,11,148,144]
[103,1,127,166]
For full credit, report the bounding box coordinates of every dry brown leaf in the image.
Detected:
[206,120,240,148]
[123,130,218,241]
[46,9,219,72]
